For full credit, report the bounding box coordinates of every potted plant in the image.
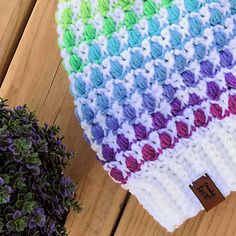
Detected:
[0,99,81,235]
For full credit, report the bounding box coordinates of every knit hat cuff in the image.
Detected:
[122,115,236,232]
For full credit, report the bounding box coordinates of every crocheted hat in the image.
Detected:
[56,0,236,231]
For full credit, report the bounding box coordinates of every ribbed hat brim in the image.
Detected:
[122,115,236,232]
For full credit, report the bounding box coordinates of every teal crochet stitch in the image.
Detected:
[56,0,236,232]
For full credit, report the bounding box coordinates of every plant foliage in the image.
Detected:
[0,99,81,235]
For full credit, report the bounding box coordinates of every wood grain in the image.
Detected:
[114,193,236,236]
[1,1,236,236]
[0,1,127,236]
[0,0,36,85]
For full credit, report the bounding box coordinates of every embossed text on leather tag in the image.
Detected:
[189,173,225,212]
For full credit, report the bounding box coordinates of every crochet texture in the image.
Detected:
[56,0,236,231]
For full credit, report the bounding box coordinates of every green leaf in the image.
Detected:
[6,220,15,230]
[22,201,36,213]
[24,192,33,201]
[14,217,27,232]
[0,174,9,184]
[16,200,24,208]
[14,138,32,152]
[15,178,26,189]
[6,213,12,221]
[27,152,41,165]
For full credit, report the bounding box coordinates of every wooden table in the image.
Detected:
[0,1,236,235]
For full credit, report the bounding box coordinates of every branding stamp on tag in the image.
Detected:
[189,173,225,212]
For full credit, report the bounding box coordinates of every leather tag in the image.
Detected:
[189,173,225,212]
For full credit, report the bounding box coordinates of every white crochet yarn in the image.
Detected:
[56,0,236,231]
[123,115,236,231]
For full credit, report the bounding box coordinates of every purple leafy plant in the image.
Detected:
[0,99,81,235]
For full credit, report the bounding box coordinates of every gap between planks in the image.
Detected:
[1,1,236,236]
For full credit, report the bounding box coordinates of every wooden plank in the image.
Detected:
[1,1,236,236]
[0,0,36,85]
[114,193,236,236]
[0,0,127,235]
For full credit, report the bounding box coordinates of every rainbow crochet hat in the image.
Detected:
[56,0,236,231]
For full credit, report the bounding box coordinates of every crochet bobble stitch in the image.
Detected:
[56,0,236,184]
